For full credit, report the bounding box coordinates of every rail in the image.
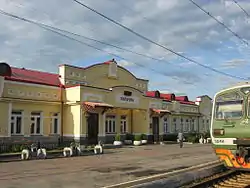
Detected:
[103,160,223,188]
[184,170,250,188]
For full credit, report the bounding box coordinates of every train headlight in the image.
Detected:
[213,129,225,136]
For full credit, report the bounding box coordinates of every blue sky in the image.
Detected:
[1,0,250,100]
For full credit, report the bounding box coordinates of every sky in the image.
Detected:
[1,0,250,100]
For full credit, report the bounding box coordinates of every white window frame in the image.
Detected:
[184,119,189,132]
[163,117,168,133]
[201,118,205,132]
[190,119,194,132]
[105,115,116,134]
[180,118,184,132]
[11,110,23,135]
[30,112,43,135]
[51,113,60,134]
[206,119,210,131]
[120,115,127,133]
[172,118,177,133]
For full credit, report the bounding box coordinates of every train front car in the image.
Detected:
[211,84,250,170]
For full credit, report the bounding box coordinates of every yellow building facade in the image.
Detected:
[0,60,212,144]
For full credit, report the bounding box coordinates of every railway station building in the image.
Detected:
[0,59,212,144]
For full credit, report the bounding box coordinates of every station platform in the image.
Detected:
[0,144,217,188]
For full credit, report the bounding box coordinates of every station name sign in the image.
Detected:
[116,95,139,104]
[120,96,135,102]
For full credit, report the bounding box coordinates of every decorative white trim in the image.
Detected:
[82,93,103,102]
[8,102,12,137]
[4,80,59,89]
[0,97,61,105]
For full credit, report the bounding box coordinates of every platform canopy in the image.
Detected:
[150,108,171,114]
[82,101,113,113]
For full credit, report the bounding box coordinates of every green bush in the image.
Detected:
[204,132,211,138]
[115,134,121,141]
[11,145,21,152]
[134,135,141,141]
[187,135,199,143]
[125,133,133,140]
[164,134,178,141]
[141,134,147,140]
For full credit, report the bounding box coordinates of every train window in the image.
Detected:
[241,87,250,95]
[215,92,243,119]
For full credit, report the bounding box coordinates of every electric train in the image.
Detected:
[211,82,250,170]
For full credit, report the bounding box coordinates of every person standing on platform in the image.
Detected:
[178,131,184,148]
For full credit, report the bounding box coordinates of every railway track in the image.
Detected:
[103,160,224,188]
[183,170,250,188]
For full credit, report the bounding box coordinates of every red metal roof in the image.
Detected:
[179,101,196,105]
[160,93,175,100]
[176,96,189,102]
[146,91,157,97]
[5,67,61,87]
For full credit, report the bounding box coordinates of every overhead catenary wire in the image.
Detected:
[71,0,248,80]
[0,9,199,86]
[109,0,229,63]
[188,0,249,46]
[232,0,250,17]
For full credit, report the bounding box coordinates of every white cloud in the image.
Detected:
[117,59,135,67]
[0,0,249,97]
[221,58,247,69]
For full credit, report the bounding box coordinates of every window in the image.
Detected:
[215,92,243,119]
[120,115,127,133]
[124,91,132,96]
[184,119,189,132]
[30,112,42,135]
[105,115,116,133]
[190,119,194,132]
[201,118,205,131]
[51,113,59,134]
[206,119,210,131]
[163,117,168,133]
[180,118,184,132]
[11,111,22,135]
[172,118,177,132]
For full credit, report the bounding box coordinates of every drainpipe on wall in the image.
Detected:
[60,84,64,143]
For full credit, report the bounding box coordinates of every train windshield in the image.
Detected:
[215,92,243,119]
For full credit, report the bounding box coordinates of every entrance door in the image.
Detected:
[87,113,99,145]
[152,117,159,143]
